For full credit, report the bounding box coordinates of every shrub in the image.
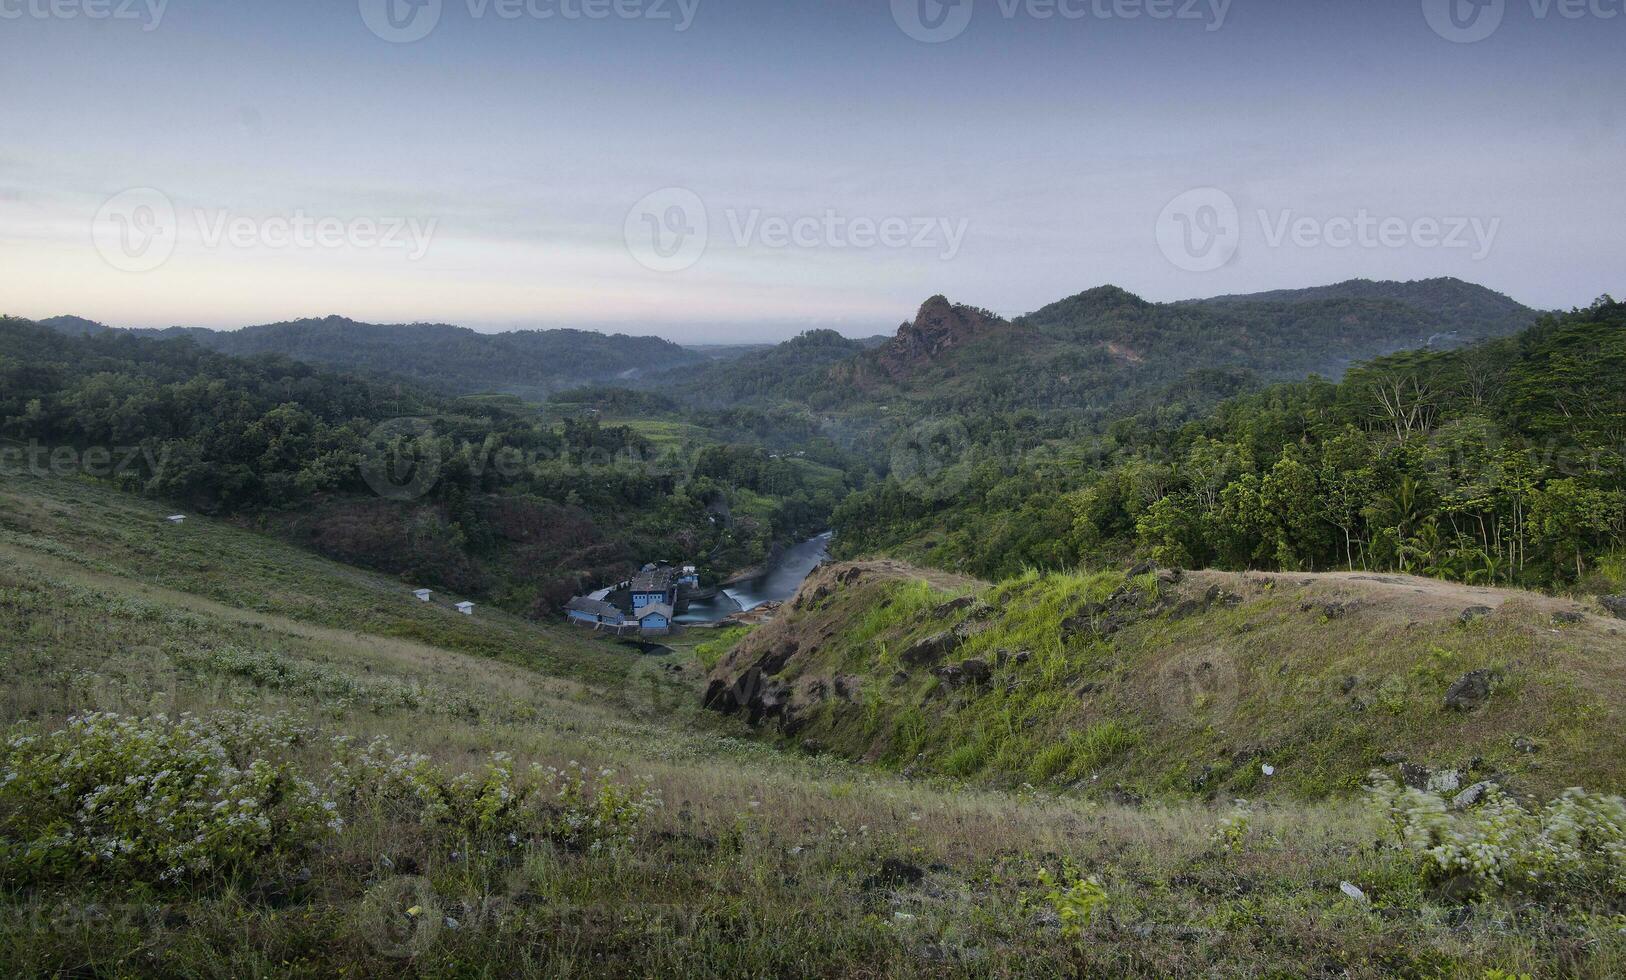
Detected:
[1034,866,1109,937]
[331,738,659,851]
[1368,775,1626,898]
[0,712,340,886]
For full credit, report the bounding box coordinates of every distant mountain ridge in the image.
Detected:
[35,315,705,399]
[643,277,1542,421]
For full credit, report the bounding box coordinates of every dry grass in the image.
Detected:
[1,472,1623,977]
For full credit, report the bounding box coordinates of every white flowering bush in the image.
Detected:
[544,761,662,852]
[0,712,340,886]
[330,739,659,851]
[1368,775,1626,899]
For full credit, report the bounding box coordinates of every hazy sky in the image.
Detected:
[1,0,1621,341]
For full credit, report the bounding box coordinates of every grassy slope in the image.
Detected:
[709,561,1626,800]
[2,473,1623,976]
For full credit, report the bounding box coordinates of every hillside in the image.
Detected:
[706,559,1626,800]
[833,296,1626,586]
[642,278,1541,422]
[36,314,705,399]
[1191,277,1541,345]
[4,470,1625,976]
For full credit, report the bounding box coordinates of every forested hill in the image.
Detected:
[1189,277,1538,342]
[36,315,705,398]
[637,278,1541,422]
[833,295,1625,592]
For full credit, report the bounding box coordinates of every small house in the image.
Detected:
[567,596,626,629]
[677,564,700,588]
[166,515,186,524]
[413,589,433,603]
[455,601,475,616]
[635,603,674,636]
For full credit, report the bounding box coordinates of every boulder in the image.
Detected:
[957,658,992,685]
[1552,610,1585,625]
[1443,669,1495,712]
[900,631,962,667]
[1427,769,1463,795]
[1512,735,1539,754]
[1600,595,1626,620]
[932,595,978,618]
[1399,762,1431,790]
[1452,780,1496,810]
[1458,605,1494,625]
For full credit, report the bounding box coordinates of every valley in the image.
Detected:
[3,470,1623,976]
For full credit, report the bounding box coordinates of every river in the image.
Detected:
[676,532,832,624]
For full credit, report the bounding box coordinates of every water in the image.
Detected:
[677,532,832,624]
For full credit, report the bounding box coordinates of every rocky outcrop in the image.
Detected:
[874,296,1009,380]
[1444,669,1496,712]
[1600,595,1626,620]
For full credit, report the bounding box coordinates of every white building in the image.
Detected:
[455,601,475,616]
[166,515,186,524]
[413,589,433,602]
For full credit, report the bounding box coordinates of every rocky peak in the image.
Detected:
[876,296,1006,379]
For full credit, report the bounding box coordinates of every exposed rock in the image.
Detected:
[1339,881,1368,904]
[900,631,962,667]
[1600,595,1626,620]
[889,671,910,687]
[932,595,978,617]
[1427,769,1463,794]
[760,640,800,675]
[1452,780,1496,810]
[1512,735,1538,754]
[1458,605,1494,625]
[1127,560,1157,577]
[1380,751,1408,765]
[957,658,991,685]
[1552,610,1585,625]
[1443,669,1495,712]
[1155,568,1183,585]
[1399,762,1432,789]
[1010,650,1031,666]
[1301,599,1360,620]
[876,296,1009,380]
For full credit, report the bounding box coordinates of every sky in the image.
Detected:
[1,0,1622,342]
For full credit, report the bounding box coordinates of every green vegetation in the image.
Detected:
[707,562,1626,800]
[2,471,1622,976]
[0,316,867,615]
[41,314,705,400]
[836,297,1625,591]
